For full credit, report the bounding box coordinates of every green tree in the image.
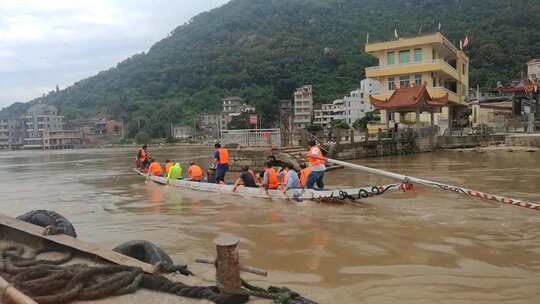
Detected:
[353,111,380,130]
[330,119,350,130]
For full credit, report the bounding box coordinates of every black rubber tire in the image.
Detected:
[16,210,77,238]
[112,240,174,266]
[113,240,192,275]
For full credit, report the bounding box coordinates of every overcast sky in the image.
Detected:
[0,0,229,109]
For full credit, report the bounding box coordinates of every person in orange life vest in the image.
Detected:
[262,161,279,190]
[232,165,258,192]
[148,158,164,176]
[305,140,326,190]
[137,144,149,169]
[164,159,172,176]
[213,143,229,184]
[299,162,310,188]
[186,161,203,181]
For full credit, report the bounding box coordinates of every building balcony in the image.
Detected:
[366,59,458,80]
[429,86,461,104]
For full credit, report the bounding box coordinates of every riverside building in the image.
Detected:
[365,32,469,133]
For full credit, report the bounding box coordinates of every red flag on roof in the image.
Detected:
[463,36,470,48]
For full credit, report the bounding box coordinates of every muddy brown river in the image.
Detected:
[1,146,539,303]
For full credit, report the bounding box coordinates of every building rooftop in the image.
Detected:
[370,84,448,111]
[365,32,459,55]
[527,58,540,65]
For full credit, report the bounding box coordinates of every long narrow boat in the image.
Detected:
[134,169,401,201]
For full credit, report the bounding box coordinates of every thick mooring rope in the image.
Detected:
[241,279,317,304]
[0,245,248,304]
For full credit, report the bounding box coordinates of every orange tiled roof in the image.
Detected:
[370,84,448,110]
[499,79,539,93]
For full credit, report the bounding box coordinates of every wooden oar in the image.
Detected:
[326,157,540,212]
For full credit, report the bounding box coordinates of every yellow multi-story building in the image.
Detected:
[365,32,469,131]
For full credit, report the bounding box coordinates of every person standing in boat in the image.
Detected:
[137,144,149,169]
[305,140,326,190]
[186,161,203,181]
[232,165,258,191]
[213,143,229,184]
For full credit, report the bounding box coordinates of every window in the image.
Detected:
[462,63,466,75]
[414,74,422,85]
[399,50,410,64]
[387,51,395,65]
[414,48,422,62]
[387,77,395,90]
[399,75,410,87]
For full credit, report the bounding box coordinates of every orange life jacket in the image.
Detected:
[138,148,147,161]
[216,148,229,165]
[307,145,325,166]
[149,162,163,176]
[188,165,203,180]
[300,168,310,187]
[165,162,172,175]
[265,168,278,189]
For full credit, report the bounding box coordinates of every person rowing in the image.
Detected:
[305,139,326,190]
[262,161,279,190]
[282,163,300,193]
[299,162,310,188]
[164,159,172,176]
[186,161,203,181]
[137,144,149,169]
[148,158,164,177]
[167,162,182,180]
[213,143,229,184]
[232,165,258,192]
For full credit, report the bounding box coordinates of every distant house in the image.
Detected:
[220,96,256,130]
[23,104,64,149]
[173,125,195,139]
[293,85,314,129]
[0,115,24,150]
[198,113,221,138]
[43,130,82,150]
[95,120,122,136]
[527,59,540,81]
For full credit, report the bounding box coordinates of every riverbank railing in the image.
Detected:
[220,129,281,147]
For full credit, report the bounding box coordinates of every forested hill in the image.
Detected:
[4,0,540,137]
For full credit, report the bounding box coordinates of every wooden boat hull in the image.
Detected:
[134,169,401,201]
[0,213,270,304]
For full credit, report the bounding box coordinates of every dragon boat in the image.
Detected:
[134,169,401,202]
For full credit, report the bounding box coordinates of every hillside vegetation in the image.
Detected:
[4,0,539,138]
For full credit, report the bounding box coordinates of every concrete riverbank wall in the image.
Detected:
[505,134,540,147]
[227,133,539,168]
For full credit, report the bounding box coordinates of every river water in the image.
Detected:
[1,146,539,303]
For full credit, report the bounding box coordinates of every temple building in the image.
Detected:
[365,32,469,132]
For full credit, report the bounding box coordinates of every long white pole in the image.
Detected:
[326,157,540,212]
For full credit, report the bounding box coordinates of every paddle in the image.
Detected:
[326,157,540,212]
